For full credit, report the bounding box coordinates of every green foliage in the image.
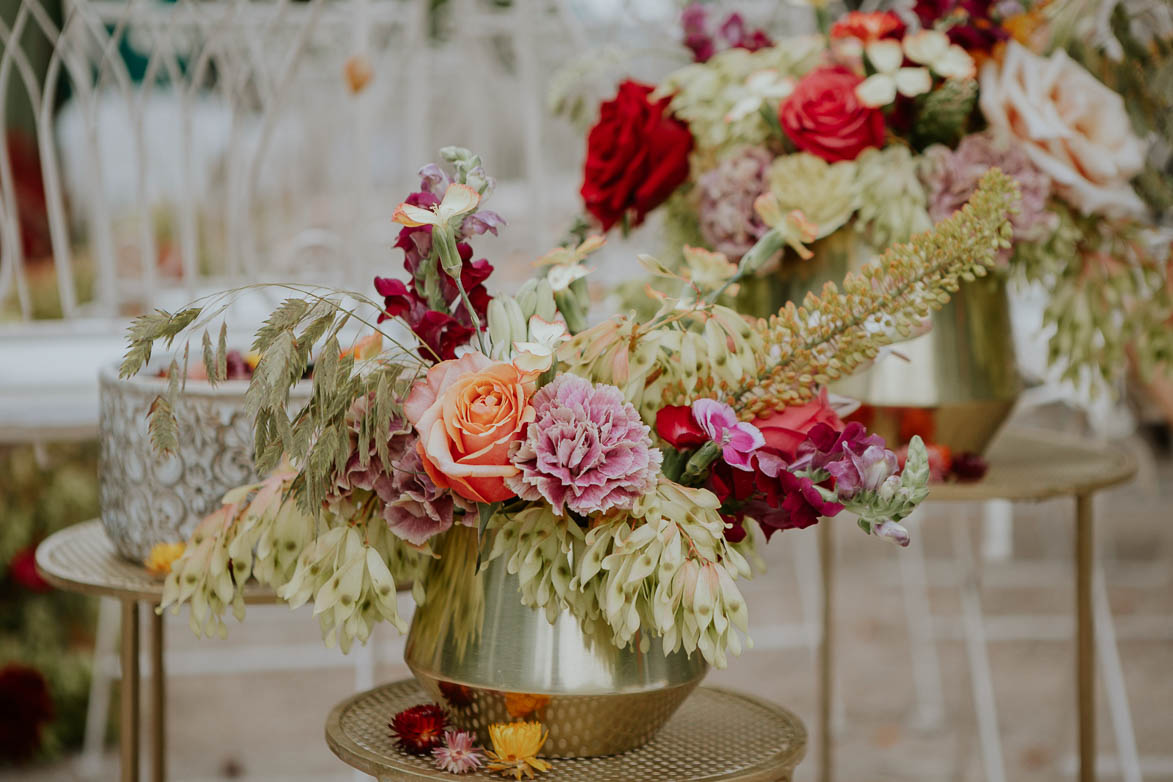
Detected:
[912,77,979,150]
[1013,200,1173,392]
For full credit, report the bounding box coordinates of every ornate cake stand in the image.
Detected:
[35,519,277,782]
[326,680,807,781]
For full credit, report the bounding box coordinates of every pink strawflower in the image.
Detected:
[697,147,772,260]
[921,131,1054,243]
[507,374,662,517]
[432,730,483,774]
[691,398,765,471]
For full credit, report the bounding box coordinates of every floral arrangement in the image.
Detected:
[575,1,1172,393]
[120,148,1016,699]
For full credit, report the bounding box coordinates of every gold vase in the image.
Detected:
[742,233,1021,454]
[403,526,708,758]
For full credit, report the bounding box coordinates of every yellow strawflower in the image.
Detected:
[484,721,551,779]
[144,542,185,576]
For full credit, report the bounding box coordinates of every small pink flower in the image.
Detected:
[432,730,484,774]
[691,398,764,471]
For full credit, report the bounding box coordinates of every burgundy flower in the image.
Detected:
[913,0,1008,55]
[718,12,773,53]
[745,469,844,540]
[950,451,988,482]
[375,166,500,364]
[708,460,758,505]
[0,664,54,763]
[8,546,50,593]
[390,704,448,755]
[795,422,901,500]
[721,514,748,543]
[413,311,475,362]
[655,405,708,450]
[581,80,693,231]
[681,4,773,63]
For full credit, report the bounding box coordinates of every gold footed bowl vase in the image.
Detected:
[741,233,1022,454]
[403,527,708,758]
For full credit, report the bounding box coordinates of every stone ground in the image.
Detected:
[6,414,1172,782]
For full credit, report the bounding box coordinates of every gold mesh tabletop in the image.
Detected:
[325,680,806,782]
[35,519,277,604]
[926,428,1136,503]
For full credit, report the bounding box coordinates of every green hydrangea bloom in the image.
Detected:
[762,152,858,239]
[854,145,933,248]
[659,38,824,154]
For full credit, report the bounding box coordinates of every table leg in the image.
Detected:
[150,609,166,782]
[120,600,140,782]
[1076,493,1095,782]
[818,518,834,782]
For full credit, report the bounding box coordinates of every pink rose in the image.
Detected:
[979,42,1146,218]
[754,390,846,462]
[404,352,536,504]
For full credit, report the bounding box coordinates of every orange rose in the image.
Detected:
[404,352,536,504]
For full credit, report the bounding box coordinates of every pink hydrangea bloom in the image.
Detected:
[507,374,662,517]
[691,398,765,470]
[921,131,1054,242]
[432,730,483,774]
[697,147,772,260]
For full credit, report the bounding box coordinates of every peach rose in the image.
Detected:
[755,389,846,462]
[404,352,536,504]
[979,42,1146,219]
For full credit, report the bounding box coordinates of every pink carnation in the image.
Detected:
[921,131,1054,242]
[507,375,662,516]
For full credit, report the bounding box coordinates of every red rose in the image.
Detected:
[778,66,886,163]
[655,405,708,449]
[754,391,846,463]
[581,80,693,231]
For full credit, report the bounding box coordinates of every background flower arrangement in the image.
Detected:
[574,0,1173,396]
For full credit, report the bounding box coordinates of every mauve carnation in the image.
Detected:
[697,147,772,259]
[920,131,1053,242]
[507,374,662,517]
[332,398,468,546]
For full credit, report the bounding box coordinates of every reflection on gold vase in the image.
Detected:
[403,526,708,758]
[741,233,1021,454]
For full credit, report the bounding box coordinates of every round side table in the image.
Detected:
[326,680,807,781]
[818,428,1137,782]
[35,520,277,782]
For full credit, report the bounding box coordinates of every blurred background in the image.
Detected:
[0,0,1170,780]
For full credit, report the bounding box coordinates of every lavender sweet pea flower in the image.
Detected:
[826,443,900,500]
[418,163,450,196]
[691,398,765,470]
[873,519,911,547]
[461,210,506,237]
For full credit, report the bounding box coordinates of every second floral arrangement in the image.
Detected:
[575,1,1172,393]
